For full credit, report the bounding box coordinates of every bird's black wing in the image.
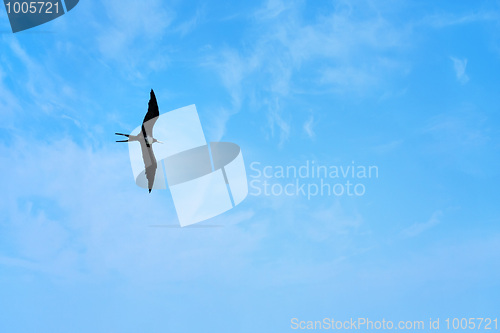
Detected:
[141,89,160,145]
[139,138,158,193]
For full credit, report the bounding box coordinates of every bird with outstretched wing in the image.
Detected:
[115,89,163,193]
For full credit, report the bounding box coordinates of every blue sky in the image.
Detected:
[1,0,500,332]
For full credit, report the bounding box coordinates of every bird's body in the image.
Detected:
[115,89,162,193]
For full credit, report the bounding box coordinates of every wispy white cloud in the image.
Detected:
[320,66,379,93]
[421,11,499,28]
[424,109,490,150]
[204,106,234,142]
[204,49,254,110]
[173,6,205,37]
[0,36,92,140]
[266,98,291,146]
[95,0,173,77]
[0,137,263,285]
[450,56,469,84]
[372,139,403,154]
[421,107,496,176]
[204,0,410,146]
[201,49,259,140]
[303,115,315,139]
[0,63,20,130]
[254,0,289,20]
[401,210,442,238]
[310,202,363,239]
[7,38,66,114]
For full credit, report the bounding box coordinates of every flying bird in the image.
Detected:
[115,89,163,193]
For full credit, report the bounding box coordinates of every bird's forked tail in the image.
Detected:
[115,133,129,142]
